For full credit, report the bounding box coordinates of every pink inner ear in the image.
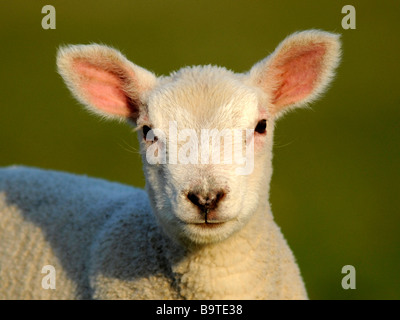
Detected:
[271,44,326,108]
[73,60,132,117]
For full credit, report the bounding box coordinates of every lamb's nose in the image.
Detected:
[187,190,226,212]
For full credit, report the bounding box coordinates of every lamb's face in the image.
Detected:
[138,66,274,245]
[57,30,341,246]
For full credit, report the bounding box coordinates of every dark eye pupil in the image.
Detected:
[142,125,152,140]
[255,119,267,134]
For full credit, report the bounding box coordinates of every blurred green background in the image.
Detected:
[0,0,399,299]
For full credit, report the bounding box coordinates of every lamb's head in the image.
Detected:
[57,30,341,246]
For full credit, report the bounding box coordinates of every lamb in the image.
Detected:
[0,30,341,300]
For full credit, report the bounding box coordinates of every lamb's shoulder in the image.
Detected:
[0,165,148,223]
[0,165,154,299]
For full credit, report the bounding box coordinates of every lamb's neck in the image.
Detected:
[168,204,275,299]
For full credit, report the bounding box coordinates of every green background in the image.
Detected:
[0,0,399,299]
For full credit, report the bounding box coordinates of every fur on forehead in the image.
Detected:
[145,65,263,131]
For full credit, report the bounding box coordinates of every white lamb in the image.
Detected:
[0,30,341,300]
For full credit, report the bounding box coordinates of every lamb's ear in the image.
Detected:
[57,44,157,122]
[248,30,341,118]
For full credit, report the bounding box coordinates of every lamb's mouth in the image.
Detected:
[192,208,227,227]
[182,219,228,228]
[182,208,231,228]
[190,210,229,228]
[193,221,226,229]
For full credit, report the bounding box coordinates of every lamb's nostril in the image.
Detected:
[187,190,226,212]
[187,192,201,208]
[214,191,225,205]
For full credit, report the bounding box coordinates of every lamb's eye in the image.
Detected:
[142,125,157,142]
[255,119,267,134]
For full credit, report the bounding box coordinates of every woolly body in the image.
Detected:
[0,166,305,299]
